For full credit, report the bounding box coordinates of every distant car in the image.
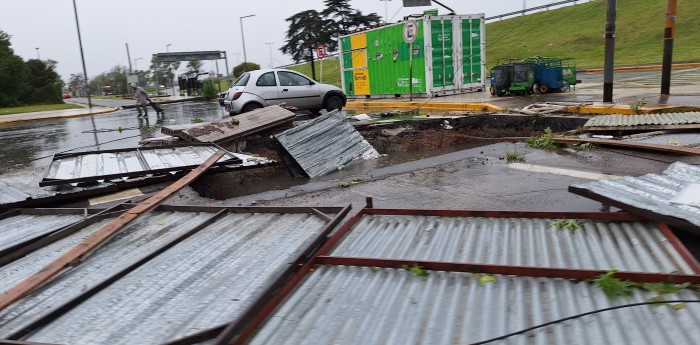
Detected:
[223,68,346,115]
[62,94,72,99]
[217,91,228,106]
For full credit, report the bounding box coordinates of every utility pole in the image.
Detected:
[603,0,616,103]
[661,0,677,96]
[125,43,133,74]
[72,0,91,108]
[380,0,391,22]
[266,43,274,68]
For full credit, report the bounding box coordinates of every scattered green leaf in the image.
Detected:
[403,264,429,280]
[117,126,123,133]
[191,117,204,123]
[573,142,596,150]
[340,177,364,187]
[592,270,636,300]
[549,219,584,232]
[526,127,558,150]
[370,267,380,273]
[671,303,686,310]
[646,295,666,307]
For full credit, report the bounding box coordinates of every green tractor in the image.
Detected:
[490,56,580,96]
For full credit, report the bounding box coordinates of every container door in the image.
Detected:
[431,18,454,89]
[461,17,483,86]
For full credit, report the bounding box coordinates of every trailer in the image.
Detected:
[339,13,486,98]
[490,56,580,96]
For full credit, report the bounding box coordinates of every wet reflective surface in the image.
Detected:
[0,102,230,176]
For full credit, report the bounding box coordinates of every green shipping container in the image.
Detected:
[340,14,485,98]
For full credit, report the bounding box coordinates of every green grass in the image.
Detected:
[485,0,700,69]
[0,103,82,116]
[287,58,341,87]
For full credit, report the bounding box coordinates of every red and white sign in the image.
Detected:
[316,44,327,59]
[403,19,418,44]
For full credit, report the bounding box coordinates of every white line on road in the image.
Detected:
[508,163,623,180]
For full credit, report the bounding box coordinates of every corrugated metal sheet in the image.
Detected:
[626,132,700,148]
[0,176,55,204]
[584,112,700,130]
[0,209,331,345]
[570,162,700,230]
[42,145,242,185]
[275,110,379,178]
[249,266,700,345]
[328,215,694,273]
[0,213,83,254]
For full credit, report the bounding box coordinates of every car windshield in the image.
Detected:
[233,73,251,87]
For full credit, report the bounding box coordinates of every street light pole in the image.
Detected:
[72,0,91,108]
[35,47,40,60]
[240,14,255,72]
[379,0,391,22]
[166,43,171,53]
[265,43,274,68]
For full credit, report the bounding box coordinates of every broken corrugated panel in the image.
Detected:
[41,145,241,186]
[168,105,295,144]
[0,208,337,345]
[328,215,694,273]
[626,132,700,148]
[0,213,83,254]
[24,212,327,344]
[570,162,700,234]
[275,111,379,178]
[0,176,56,205]
[584,112,700,130]
[249,266,700,345]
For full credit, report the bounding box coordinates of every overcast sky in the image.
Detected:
[0,0,568,81]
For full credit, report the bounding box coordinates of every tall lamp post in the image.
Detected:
[166,43,171,53]
[240,14,255,72]
[166,44,174,95]
[265,42,274,68]
[72,0,91,108]
[35,47,41,60]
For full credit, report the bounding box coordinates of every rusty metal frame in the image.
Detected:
[552,137,700,155]
[202,206,700,345]
[0,151,227,312]
[0,204,350,343]
[40,144,242,187]
[5,210,230,341]
[0,205,128,266]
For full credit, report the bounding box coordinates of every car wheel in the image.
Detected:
[324,95,343,112]
[538,83,550,94]
[242,102,263,113]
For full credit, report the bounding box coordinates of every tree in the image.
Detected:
[149,59,180,91]
[21,59,62,104]
[322,0,381,51]
[233,62,260,78]
[187,60,203,72]
[0,30,29,107]
[280,10,329,63]
[281,2,380,63]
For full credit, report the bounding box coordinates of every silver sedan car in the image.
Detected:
[223,68,347,115]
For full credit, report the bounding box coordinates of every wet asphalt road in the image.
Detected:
[0,101,229,177]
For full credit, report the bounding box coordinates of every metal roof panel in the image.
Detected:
[329,215,694,273]
[249,266,700,345]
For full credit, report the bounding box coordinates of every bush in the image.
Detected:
[202,79,217,99]
[233,62,260,78]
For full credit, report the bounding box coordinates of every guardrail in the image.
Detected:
[486,0,587,21]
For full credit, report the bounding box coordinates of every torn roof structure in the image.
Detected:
[275,110,379,178]
[570,162,700,235]
[202,208,700,345]
[0,205,349,344]
[584,112,700,131]
[40,145,274,187]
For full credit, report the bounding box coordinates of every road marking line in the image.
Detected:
[508,163,623,180]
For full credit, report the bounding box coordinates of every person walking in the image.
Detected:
[130,82,149,117]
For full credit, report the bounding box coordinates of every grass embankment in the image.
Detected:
[485,0,699,69]
[0,103,82,116]
[288,58,341,87]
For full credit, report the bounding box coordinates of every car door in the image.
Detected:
[276,71,321,109]
[254,71,281,105]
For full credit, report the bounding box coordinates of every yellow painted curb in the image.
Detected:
[566,105,700,115]
[345,101,504,112]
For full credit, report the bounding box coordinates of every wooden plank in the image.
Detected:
[0,151,226,313]
[553,137,700,155]
[175,105,295,144]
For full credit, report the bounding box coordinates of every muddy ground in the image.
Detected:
[189,114,590,200]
